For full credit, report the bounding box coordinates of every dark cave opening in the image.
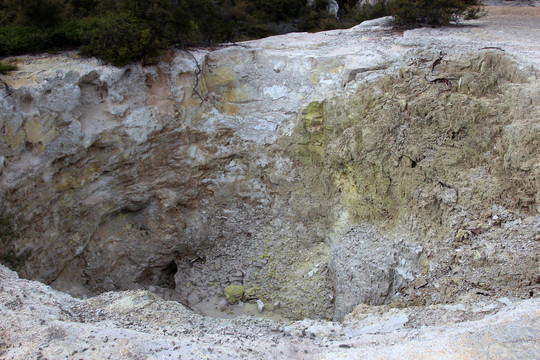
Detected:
[157,260,178,290]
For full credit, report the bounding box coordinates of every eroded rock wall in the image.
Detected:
[0,16,539,321]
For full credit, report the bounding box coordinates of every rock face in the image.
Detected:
[0,6,539,326]
[329,225,423,321]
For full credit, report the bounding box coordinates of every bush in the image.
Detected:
[0,0,79,55]
[77,11,164,66]
[0,0,69,30]
[0,61,17,74]
[341,1,388,24]
[0,0,485,66]
[0,24,46,55]
[385,0,484,25]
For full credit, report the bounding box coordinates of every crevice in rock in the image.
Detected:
[157,260,178,290]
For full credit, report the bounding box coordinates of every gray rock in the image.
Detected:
[256,299,265,313]
[329,224,422,321]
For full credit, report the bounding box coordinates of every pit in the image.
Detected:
[1,50,538,323]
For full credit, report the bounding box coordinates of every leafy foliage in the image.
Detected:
[77,11,164,66]
[0,61,17,74]
[0,0,484,66]
[341,1,388,24]
[385,0,484,25]
[0,0,77,54]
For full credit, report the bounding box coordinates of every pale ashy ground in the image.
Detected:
[1,264,539,359]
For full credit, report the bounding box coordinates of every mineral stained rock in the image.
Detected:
[224,285,245,304]
[0,3,539,343]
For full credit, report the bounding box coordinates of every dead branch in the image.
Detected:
[178,48,205,106]
[425,74,459,86]
[480,46,505,52]
[430,77,458,84]
[0,78,12,97]
[431,51,444,73]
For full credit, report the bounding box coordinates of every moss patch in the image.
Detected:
[0,216,16,243]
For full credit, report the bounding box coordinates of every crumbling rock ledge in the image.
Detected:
[1,264,539,359]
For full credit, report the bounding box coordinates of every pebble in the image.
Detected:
[257,300,265,313]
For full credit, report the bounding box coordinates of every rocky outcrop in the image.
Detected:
[1,263,539,359]
[329,225,423,321]
[0,7,539,326]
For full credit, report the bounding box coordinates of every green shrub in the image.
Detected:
[0,61,17,74]
[0,24,45,54]
[77,11,164,66]
[255,0,306,21]
[299,9,341,32]
[0,0,69,30]
[0,0,484,66]
[341,1,388,24]
[385,0,484,25]
[0,0,80,55]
